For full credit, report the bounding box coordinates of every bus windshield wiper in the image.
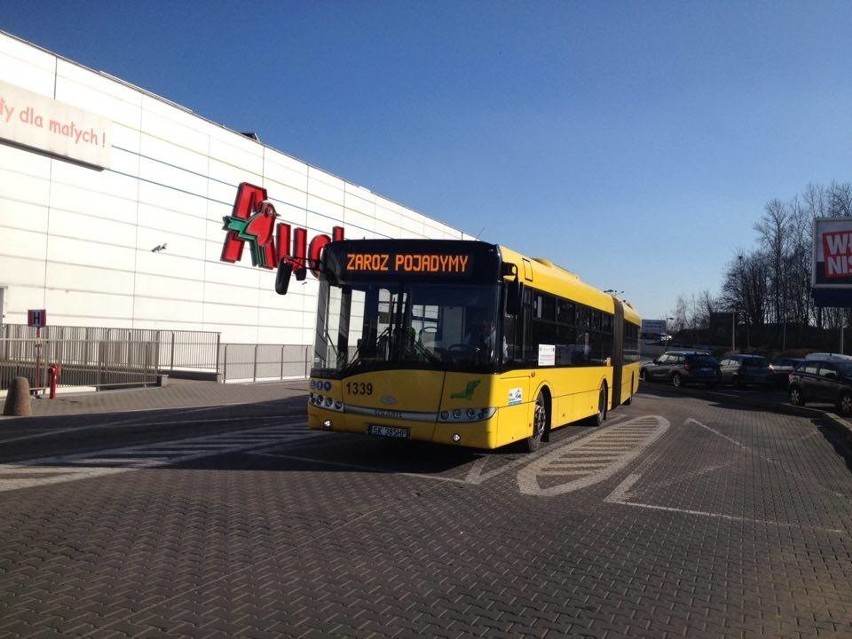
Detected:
[340,326,392,373]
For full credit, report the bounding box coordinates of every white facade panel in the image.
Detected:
[139,100,210,157]
[266,181,308,214]
[203,281,264,308]
[306,168,346,205]
[132,293,204,323]
[208,131,264,177]
[137,193,207,236]
[0,37,55,95]
[272,201,309,231]
[140,133,209,176]
[48,179,134,226]
[0,142,52,181]
[264,152,308,188]
[110,123,142,153]
[48,235,136,271]
[342,208,378,237]
[1,164,52,212]
[207,157,261,193]
[46,289,134,322]
[56,60,143,128]
[1,227,49,261]
[138,156,207,198]
[47,263,135,296]
[0,255,47,287]
[0,30,468,353]
[306,193,344,229]
[47,209,137,248]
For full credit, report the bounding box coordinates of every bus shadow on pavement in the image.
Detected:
[173,434,492,477]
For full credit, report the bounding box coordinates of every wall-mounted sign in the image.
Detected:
[0,80,112,169]
[27,308,47,328]
[221,182,344,279]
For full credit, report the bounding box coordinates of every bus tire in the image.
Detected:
[588,383,607,426]
[524,391,548,452]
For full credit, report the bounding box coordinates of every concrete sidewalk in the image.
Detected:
[2,378,310,418]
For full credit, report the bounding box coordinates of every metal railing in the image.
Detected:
[219,344,311,382]
[0,337,159,391]
[3,324,221,373]
[1,324,314,390]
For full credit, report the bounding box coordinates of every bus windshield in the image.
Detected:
[313,278,502,376]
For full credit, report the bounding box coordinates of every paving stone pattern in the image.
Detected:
[0,386,850,638]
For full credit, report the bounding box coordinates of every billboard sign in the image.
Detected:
[640,319,667,338]
[812,217,852,307]
[0,80,112,169]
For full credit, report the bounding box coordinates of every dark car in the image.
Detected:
[769,357,804,388]
[640,350,721,388]
[719,354,774,388]
[788,358,852,415]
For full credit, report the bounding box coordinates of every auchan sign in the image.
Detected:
[220,182,344,279]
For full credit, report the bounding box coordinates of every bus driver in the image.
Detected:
[466,314,508,359]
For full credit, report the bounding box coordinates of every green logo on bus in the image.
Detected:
[450,380,480,400]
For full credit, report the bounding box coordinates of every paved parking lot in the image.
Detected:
[1,381,851,638]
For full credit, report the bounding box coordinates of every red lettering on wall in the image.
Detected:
[221,182,345,276]
[221,183,268,263]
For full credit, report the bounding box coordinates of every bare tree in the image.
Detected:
[669,180,852,349]
[670,295,689,335]
[827,181,852,217]
[753,198,790,331]
[693,290,718,330]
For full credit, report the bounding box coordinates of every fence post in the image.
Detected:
[97,340,103,389]
[215,334,221,381]
[222,344,228,383]
[253,344,259,382]
[305,346,310,378]
[155,335,161,375]
[280,345,285,380]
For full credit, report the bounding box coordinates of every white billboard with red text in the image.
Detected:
[813,217,852,307]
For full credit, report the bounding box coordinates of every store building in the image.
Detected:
[0,31,468,357]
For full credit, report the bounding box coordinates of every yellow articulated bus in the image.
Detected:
[276,239,640,451]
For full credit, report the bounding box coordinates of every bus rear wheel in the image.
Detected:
[524,392,548,452]
[588,383,607,426]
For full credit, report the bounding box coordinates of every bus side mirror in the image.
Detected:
[275,261,293,295]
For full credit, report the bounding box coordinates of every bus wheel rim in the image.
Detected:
[533,396,546,440]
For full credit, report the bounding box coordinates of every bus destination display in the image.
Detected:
[345,252,472,275]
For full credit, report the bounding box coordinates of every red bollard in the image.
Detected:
[48,363,61,399]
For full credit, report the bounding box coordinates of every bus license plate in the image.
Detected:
[368,424,410,439]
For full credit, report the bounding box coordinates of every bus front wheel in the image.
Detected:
[524,392,548,452]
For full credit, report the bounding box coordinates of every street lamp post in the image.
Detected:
[731,309,736,353]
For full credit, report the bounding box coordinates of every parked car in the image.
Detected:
[788,358,852,415]
[719,354,774,388]
[804,352,852,361]
[769,357,804,388]
[640,350,721,388]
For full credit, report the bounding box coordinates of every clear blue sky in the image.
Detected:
[3,1,851,320]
